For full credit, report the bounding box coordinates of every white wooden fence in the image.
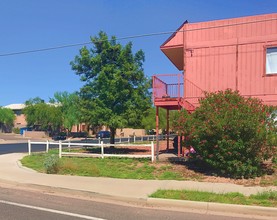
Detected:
[88,134,175,144]
[28,140,155,162]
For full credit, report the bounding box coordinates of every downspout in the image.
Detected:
[235,38,239,91]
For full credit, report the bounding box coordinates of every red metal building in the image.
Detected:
[153,13,277,156]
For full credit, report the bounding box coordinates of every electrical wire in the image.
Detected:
[0,17,276,57]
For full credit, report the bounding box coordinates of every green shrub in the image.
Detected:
[173,89,277,178]
[43,154,60,174]
[12,127,20,134]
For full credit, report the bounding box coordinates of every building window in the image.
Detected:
[266,47,277,74]
[13,109,22,116]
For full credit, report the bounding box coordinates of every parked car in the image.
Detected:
[147,129,156,135]
[52,132,67,141]
[96,131,110,139]
[70,132,88,138]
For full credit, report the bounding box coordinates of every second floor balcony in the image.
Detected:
[152,73,204,111]
[152,74,184,110]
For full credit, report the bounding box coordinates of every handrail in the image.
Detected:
[153,74,184,99]
[184,78,204,100]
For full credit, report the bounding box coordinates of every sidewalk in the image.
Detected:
[0,153,277,219]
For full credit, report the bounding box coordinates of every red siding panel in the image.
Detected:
[183,13,277,106]
[157,13,277,110]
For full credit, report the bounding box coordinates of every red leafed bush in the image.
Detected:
[173,89,277,178]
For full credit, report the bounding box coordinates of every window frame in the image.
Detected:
[265,45,277,76]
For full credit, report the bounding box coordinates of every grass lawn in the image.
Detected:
[21,149,277,186]
[150,189,277,207]
[20,150,188,180]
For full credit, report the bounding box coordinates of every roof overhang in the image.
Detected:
[160,20,187,71]
[160,46,183,71]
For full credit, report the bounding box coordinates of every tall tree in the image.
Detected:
[50,91,81,133]
[70,31,151,143]
[24,99,62,133]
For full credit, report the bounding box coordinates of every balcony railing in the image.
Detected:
[152,74,184,99]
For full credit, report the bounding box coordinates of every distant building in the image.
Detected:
[4,103,88,134]
[4,104,27,128]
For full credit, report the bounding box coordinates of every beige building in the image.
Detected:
[4,104,27,128]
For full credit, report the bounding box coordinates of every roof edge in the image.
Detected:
[160,20,188,48]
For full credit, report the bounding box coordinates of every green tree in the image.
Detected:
[70,31,152,143]
[0,107,15,132]
[25,96,45,105]
[50,91,81,133]
[142,107,172,133]
[24,99,62,133]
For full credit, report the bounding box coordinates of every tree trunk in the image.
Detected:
[110,127,116,145]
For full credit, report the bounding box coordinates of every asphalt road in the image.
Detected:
[0,142,51,155]
[0,185,254,220]
[0,142,27,154]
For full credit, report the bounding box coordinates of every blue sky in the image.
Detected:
[0,0,276,106]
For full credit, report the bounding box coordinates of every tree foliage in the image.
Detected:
[24,99,62,133]
[70,31,152,143]
[25,96,45,105]
[50,91,81,133]
[142,107,179,133]
[172,89,277,178]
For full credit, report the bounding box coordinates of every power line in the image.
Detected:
[0,42,93,57]
[0,17,276,57]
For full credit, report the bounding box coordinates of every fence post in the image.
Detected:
[128,136,130,143]
[119,137,121,143]
[134,135,136,143]
[151,141,155,163]
[101,141,104,159]
[59,140,62,158]
[28,140,31,155]
[98,137,101,144]
[46,140,49,153]
[68,140,71,152]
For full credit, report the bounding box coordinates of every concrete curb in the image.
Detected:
[147,198,277,219]
[16,156,38,173]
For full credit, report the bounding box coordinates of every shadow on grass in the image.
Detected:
[167,157,219,176]
[83,147,149,155]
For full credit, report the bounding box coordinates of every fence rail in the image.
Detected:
[92,134,175,144]
[28,140,155,162]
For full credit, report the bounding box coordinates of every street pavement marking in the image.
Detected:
[0,199,106,220]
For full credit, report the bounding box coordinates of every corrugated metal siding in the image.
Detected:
[183,13,277,106]
[186,45,236,95]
